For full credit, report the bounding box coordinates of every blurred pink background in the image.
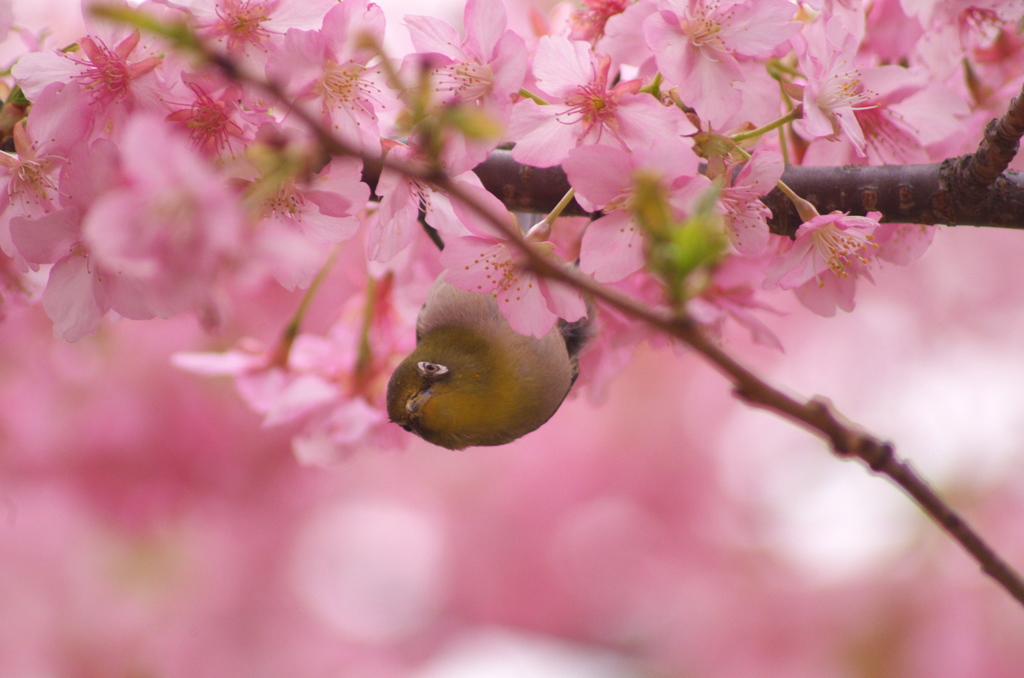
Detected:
[2,1,1024,676]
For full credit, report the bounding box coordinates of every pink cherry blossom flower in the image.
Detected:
[873,222,937,266]
[800,58,968,165]
[157,0,337,67]
[0,82,91,267]
[563,140,709,282]
[439,184,587,337]
[687,255,783,350]
[266,0,388,156]
[175,271,414,462]
[763,210,882,315]
[508,35,689,168]
[13,18,169,137]
[405,0,526,114]
[403,0,528,172]
[643,0,800,127]
[718,149,784,256]
[82,113,244,321]
[11,138,121,341]
[795,18,874,155]
[764,210,881,290]
[368,140,477,263]
[165,73,272,157]
[248,155,369,290]
[569,0,632,42]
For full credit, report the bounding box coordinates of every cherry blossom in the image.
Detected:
[763,210,883,315]
[439,184,587,336]
[405,0,526,115]
[157,0,337,67]
[508,35,689,168]
[12,12,170,137]
[248,154,369,290]
[165,72,272,157]
[643,0,800,127]
[81,113,243,321]
[569,0,632,42]
[800,64,970,165]
[401,0,528,173]
[795,17,876,157]
[175,270,414,463]
[718,149,784,256]
[12,137,122,340]
[687,254,783,350]
[562,140,709,282]
[0,82,91,267]
[367,139,476,263]
[265,0,388,156]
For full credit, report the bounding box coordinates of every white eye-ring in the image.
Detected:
[417,361,449,377]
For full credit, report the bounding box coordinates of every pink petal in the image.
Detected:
[539,277,587,323]
[579,211,646,283]
[464,0,506,60]
[496,275,558,337]
[736,149,785,190]
[11,50,83,100]
[720,0,800,55]
[508,101,578,168]
[874,223,936,265]
[643,10,689,85]
[794,273,857,316]
[614,95,685,152]
[369,173,420,262]
[405,14,465,60]
[322,0,385,63]
[263,374,340,426]
[438,235,504,294]
[42,254,105,342]
[563,145,632,211]
[10,208,81,264]
[728,211,770,256]
[532,35,592,99]
[676,47,743,127]
[25,82,92,155]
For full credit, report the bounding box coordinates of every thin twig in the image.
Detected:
[200,40,1024,611]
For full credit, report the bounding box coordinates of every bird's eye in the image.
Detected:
[416,361,449,377]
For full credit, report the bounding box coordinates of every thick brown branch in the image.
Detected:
[457,152,1024,238]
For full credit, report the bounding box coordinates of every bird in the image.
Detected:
[386,275,591,450]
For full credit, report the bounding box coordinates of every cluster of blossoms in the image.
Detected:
[0,0,1016,460]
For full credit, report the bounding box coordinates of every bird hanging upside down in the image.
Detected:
[386,276,592,450]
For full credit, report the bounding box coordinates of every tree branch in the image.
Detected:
[447,152,1024,237]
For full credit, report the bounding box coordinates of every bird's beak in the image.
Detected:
[406,387,432,415]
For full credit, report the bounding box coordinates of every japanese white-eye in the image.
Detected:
[386,276,590,450]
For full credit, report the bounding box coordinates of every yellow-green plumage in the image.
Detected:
[386,277,583,450]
